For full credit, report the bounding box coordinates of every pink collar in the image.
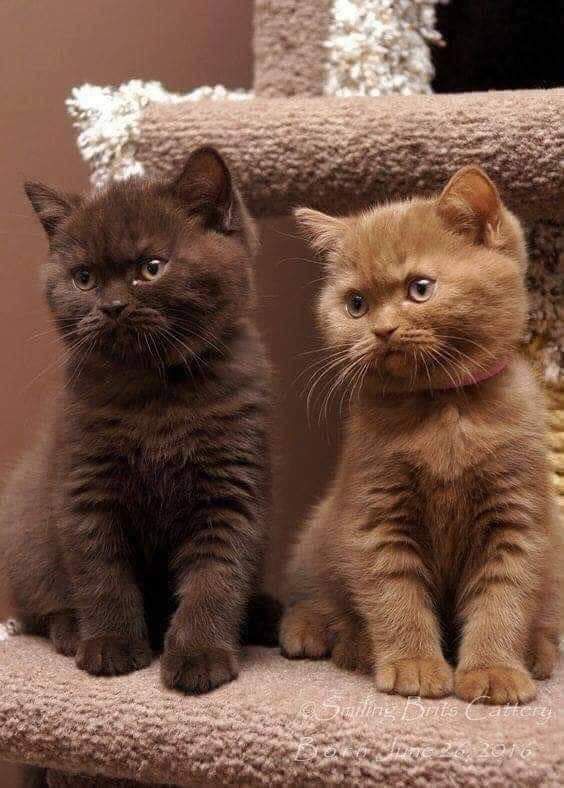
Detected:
[437,358,508,391]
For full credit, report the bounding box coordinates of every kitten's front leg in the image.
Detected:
[356,520,452,698]
[454,489,544,705]
[162,443,266,694]
[161,558,246,694]
[455,587,537,705]
[60,509,151,676]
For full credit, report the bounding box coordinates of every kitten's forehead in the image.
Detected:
[343,199,447,282]
[61,179,185,263]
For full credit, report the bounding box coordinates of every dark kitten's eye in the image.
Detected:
[407,278,435,303]
[73,268,96,291]
[345,292,368,318]
[139,259,166,282]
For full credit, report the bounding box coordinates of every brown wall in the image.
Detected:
[1,3,336,783]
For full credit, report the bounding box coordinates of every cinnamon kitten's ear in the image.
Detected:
[172,146,234,232]
[437,165,502,246]
[294,207,346,255]
[24,182,80,238]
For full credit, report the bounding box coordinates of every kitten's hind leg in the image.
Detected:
[527,520,562,681]
[13,609,78,658]
[331,615,373,674]
[527,627,560,680]
[280,596,333,660]
[49,610,79,657]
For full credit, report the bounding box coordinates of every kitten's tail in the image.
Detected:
[241,592,282,647]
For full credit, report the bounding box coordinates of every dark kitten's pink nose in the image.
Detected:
[372,326,398,340]
[100,301,127,320]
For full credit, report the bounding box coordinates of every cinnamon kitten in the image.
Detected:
[0,147,277,693]
[280,166,562,704]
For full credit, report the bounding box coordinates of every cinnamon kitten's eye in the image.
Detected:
[408,278,435,303]
[140,259,166,281]
[346,292,368,318]
[73,268,96,291]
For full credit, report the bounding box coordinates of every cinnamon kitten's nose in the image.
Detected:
[100,301,127,319]
[372,326,398,340]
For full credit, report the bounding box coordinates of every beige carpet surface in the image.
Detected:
[0,634,562,786]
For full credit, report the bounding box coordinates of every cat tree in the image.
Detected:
[1,2,562,785]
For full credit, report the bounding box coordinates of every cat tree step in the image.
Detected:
[75,88,564,221]
[0,633,562,786]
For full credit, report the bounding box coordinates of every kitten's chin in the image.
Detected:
[381,351,409,377]
[95,331,194,370]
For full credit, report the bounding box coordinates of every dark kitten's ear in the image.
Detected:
[171,146,234,232]
[24,181,79,238]
[294,207,347,256]
[437,165,502,246]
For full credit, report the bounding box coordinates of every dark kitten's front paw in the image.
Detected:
[76,636,152,676]
[161,643,239,694]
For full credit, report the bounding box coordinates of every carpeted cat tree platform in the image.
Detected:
[1,632,563,786]
[2,2,563,785]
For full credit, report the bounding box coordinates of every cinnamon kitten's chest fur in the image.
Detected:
[343,362,548,585]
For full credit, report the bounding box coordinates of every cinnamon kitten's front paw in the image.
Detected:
[455,666,536,705]
[376,657,453,698]
[161,644,239,694]
[76,636,152,676]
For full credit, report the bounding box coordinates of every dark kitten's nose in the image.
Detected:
[373,326,398,340]
[100,301,127,320]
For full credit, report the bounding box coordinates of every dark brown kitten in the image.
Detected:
[0,147,275,693]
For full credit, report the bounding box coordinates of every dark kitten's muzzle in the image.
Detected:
[99,300,127,320]
[86,308,173,365]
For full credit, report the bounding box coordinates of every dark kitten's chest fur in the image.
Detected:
[61,327,268,529]
[40,324,271,654]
